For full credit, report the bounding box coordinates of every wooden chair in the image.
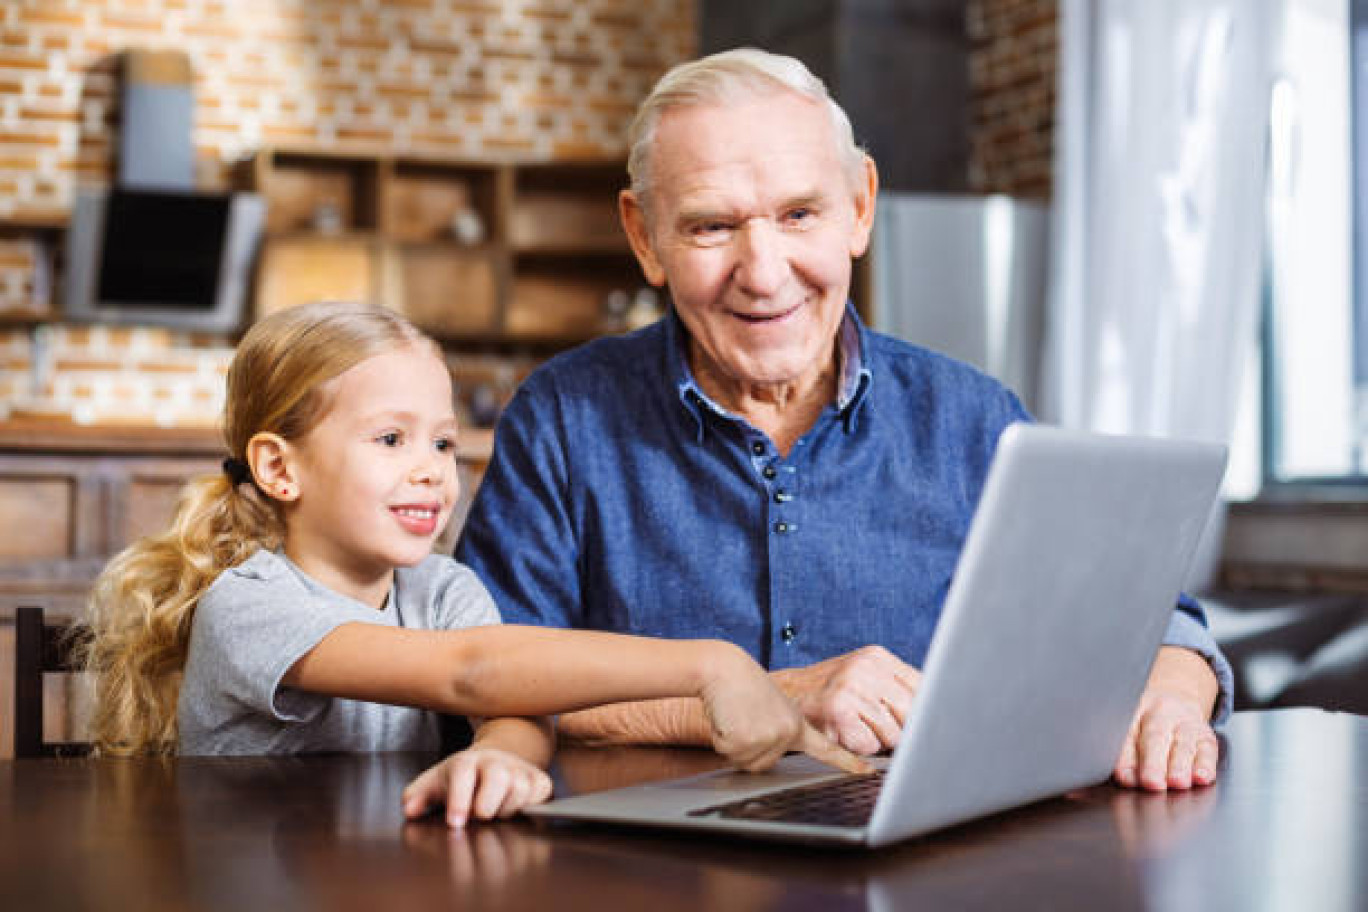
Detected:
[13,604,91,758]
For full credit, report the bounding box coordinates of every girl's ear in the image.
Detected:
[247,432,299,502]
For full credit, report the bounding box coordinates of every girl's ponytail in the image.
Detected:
[81,467,282,754]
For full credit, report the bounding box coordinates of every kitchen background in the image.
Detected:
[0,0,1053,428]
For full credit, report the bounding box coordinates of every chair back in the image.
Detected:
[13,604,91,758]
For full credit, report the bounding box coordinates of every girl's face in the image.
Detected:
[281,344,461,602]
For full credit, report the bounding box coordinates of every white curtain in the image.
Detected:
[1042,0,1278,589]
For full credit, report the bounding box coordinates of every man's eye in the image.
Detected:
[785,207,814,225]
[690,221,732,242]
[377,432,401,446]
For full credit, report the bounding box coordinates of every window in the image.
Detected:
[1258,0,1362,490]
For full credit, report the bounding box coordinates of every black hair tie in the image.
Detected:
[222,457,253,487]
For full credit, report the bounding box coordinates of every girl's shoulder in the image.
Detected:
[198,549,311,616]
[396,555,500,630]
[204,548,290,595]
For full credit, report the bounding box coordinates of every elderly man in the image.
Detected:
[457,48,1232,791]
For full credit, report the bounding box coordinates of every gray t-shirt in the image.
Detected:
[178,549,500,756]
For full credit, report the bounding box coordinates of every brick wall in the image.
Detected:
[0,238,42,315]
[967,0,1057,198]
[0,0,695,221]
[0,0,695,426]
[5,324,232,426]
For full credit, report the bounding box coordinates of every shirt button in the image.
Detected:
[780,623,797,643]
[751,441,766,456]
[762,465,777,480]
[774,490,792,504]
[774,521,791,534]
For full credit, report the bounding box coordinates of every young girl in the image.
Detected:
[82,301,858,828]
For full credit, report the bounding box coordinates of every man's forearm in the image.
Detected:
[557,697,712,746]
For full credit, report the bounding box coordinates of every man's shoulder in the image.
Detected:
[502,320,668,429]
[523,319,666,392]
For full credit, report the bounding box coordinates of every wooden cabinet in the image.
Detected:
[0,428,223,619]
[243,149,650,345]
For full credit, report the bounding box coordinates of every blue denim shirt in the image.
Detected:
[456,305,1234,722]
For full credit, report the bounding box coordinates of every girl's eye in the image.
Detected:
[434,437,455,454]
[378,432,401,447]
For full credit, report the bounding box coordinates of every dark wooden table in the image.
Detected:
[1,708,1363,911]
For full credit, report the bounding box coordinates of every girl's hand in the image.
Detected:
[699,643,871,775]
[402,748,554,828]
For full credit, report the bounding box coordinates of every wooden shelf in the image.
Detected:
[244,150,649,346]
[383,160,501,244]
[0,418,225,455]
[250,150,382,236]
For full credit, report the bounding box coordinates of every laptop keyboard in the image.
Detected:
[686,770,886,828]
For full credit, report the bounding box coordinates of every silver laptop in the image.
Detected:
[524,424,1228,847]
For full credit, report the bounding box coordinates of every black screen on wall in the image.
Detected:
[96,190,230,310]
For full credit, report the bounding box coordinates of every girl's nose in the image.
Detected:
[411,452,447,485]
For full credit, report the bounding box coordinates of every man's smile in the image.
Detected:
[730,301,802,324]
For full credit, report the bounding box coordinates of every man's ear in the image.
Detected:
[619,189,667,287]
[247,432,299,502]
[848,154,879,259]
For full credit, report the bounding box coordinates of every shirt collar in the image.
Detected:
[670,302,873,441]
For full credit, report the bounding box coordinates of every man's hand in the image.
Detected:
[698,643,870,774]
[771,645,922,755]
[1113,646,1221,791]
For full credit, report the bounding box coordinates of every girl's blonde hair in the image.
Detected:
[81,302,441,755]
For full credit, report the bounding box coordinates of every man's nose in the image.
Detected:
[733,219,787,297]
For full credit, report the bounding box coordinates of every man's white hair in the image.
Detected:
[626,48,867,212]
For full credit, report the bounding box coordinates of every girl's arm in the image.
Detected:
[402,717,555,827]
[468,716,556,768]
[283,623,865,773]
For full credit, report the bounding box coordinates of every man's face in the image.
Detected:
[621,90,877,396]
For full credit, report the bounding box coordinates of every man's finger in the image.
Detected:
[1113,725,1140,788]
[881,693,911,729]
[890,667,922,696]
[800,722,874,774]
[1166,725,1202,790]
[857,703,902,752]
[1137,719,1175,792]
[1193,732,1219,785]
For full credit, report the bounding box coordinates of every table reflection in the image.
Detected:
[1,710,1362,912]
